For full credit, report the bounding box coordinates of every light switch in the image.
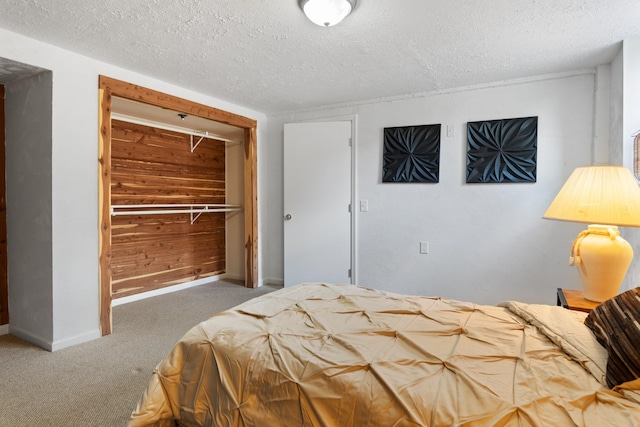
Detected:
[446,124,454,137]
[360,200,369,212]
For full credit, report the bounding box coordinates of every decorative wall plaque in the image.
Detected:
[466,116,538,183]
[383,124,441,183]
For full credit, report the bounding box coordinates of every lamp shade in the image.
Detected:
[299,0,356,27]
[543,166,640,227]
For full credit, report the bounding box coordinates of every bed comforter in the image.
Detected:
[129,283,640,426]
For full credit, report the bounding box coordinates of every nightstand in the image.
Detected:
[556,288,600,313]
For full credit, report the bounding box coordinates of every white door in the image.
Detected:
[284,121,352,287]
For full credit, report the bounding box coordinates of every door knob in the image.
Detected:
[284,214,292,220]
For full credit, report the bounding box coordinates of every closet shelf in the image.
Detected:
[111,112,243,152]
[111,204,243,224]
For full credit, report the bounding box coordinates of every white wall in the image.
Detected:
[267,72,600,305]
[615,38,640,291]
[5,71,53,347]
[610,49,624,165]
[622,38,640,172]
[0,28,267,350]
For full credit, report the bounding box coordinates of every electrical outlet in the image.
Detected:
[420,242,429,254]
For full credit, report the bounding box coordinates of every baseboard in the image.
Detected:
[111,274,280,307]
[51,329,101,352]
[8,325,101,352]
[112,275,225,306]
[264,278,284,287]
[9,325,54,351]
[0,324,8,335]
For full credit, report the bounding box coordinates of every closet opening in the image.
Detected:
[98,76,258,336]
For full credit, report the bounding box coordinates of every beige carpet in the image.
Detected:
[0,280,278,426]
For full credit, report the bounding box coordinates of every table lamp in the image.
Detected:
[543,165,640,302]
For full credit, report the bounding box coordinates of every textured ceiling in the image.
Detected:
[1,0,639,114]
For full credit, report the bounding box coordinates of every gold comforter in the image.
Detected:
[129,283,640,426]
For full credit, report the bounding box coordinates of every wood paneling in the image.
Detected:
[111,214,226,297]
[0,84,7,326]
[98,76,258,336]
[110,120,226,298]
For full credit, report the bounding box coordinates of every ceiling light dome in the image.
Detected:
[299,0,357,27]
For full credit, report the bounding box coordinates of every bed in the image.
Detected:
[128,283,640,426]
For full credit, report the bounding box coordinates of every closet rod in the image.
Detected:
[111,204,242,216]
[111,204,243,225]
[111,112,241,145]
[112,203,240,209]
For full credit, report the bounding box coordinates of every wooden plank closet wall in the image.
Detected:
[110,120,228,298]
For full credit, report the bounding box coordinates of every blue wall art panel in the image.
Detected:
[383,124,441,183]
[466,116,537,183]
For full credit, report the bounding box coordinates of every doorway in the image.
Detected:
[283,120,355,286]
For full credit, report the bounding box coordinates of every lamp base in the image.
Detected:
[571,224,633,302]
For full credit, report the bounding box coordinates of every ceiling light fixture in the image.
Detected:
[299,0,357,27]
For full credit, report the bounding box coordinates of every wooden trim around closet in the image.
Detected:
[98,87,112,334]
[244,127,258,286]
[98,76,259,336]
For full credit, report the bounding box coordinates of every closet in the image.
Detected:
[98,76,258,336]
